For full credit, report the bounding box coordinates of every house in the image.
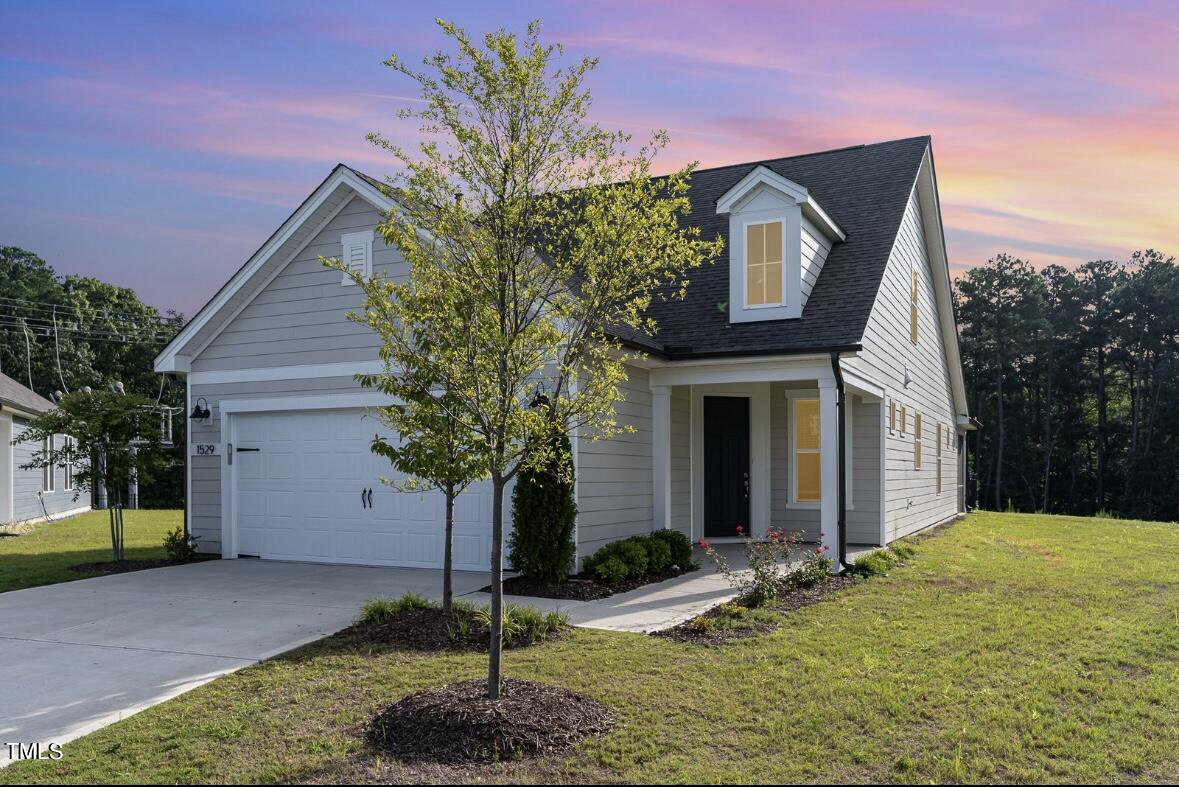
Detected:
[154,135,972,571]
[0,371,88,525]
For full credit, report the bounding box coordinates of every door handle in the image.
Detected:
[361,488,368,509]
[365,488,373,509]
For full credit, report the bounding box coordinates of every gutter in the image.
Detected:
[829,350,854,573]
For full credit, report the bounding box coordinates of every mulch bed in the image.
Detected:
[367,678,614,764]
[69,554,217,575]
[489,565,694,601]
[338,607,563,652]
[654,574,859,646]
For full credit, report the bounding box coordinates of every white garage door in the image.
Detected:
[233,408,500,570]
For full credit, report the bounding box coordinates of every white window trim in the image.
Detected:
[787,394,821,509]
[63,436,75,492]
[43,436,55,493]
[742,216,787,310]
[340,230,374,285]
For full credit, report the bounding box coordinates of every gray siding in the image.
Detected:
[193,197,404,373]
[847,184,960,540]
[800,217,832,306]
[10,418,84,523]
[575,365,653,556]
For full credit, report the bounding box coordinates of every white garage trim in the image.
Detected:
[218,393,391,559]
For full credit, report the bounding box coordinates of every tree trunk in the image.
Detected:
[994,341,1005,511]
[1096,346,1107,510]
[1041,351,1054,513]
[443,482,455,616]
[487,474,504,700]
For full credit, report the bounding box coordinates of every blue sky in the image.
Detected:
[2,1,1177,314]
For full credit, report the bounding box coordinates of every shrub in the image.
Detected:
[642,536,673,573]
[717,602,747,619]
[583,536,650,582]
[699,527,834,606]
[507,427,577,582]
[591,556,630,586]
[889,542,917,561]
[651,528,696,569]
[853,551,894,576]
[689,615,717,632]
[162,526,199,562]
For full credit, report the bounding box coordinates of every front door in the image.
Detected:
[703,396,751,538]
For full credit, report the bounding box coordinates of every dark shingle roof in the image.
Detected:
[642,135,930,358]
[0,371,55,415]
[351,135,931,359]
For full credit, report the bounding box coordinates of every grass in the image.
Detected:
[0,509,182,592]
[6,511,1179,783]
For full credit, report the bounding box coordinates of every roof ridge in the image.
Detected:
[677,134,931,176]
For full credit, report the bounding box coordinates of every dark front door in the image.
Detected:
[703,396,750,538]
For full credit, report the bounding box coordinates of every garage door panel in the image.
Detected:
[233,407,500,570]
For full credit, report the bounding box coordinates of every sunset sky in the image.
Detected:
[1,1,1176,315]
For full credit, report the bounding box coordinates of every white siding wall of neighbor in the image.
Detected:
[847,183,960,540]
[9,417,82,523]
[575,364,653,557]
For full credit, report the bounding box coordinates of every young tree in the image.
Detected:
[354,19,722,699]
[15,388,172,561]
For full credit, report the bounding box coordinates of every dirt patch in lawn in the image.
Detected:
[338,607,564,652]
[655,575,858,646]
[69,555,217,575]
[367,678,614,764]
[489,565,695,601]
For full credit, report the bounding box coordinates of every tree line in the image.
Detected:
[956,249,1179,521]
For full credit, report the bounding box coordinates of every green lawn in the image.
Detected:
[0,509,182,592]
[6,511,1179,784]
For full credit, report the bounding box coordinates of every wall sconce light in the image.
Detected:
[189,397,211,422]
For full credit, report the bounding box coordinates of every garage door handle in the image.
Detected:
[365,488,373,509]
[361,488,372,509]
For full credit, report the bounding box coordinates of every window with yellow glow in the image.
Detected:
[910,267,919,343]
[794,398,821,502]
[915,413,923,469]
[746,221,783,307]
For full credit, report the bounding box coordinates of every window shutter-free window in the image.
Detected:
[936,423,942,493]
[340,230,374,285]
[746,221,783,307]
[914,413,922,470]
[901,405,907,435]
[910,267,919,343]
[889,400,896,433]
[43,436,54,492]
[64,437,74,491]
[794,398,821,502]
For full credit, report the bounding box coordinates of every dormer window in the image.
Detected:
[716,165,845,324]
[745,220,784,307]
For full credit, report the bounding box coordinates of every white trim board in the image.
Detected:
[189,360,384,386]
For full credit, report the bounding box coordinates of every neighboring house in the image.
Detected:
[0,371,88,525]
[155,135,972,570]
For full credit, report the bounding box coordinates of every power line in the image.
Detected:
[0,295,183,325]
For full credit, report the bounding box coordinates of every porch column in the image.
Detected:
[819,380,840,566]
[651,385,672,531]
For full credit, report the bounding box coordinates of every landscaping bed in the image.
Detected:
[340,594,567,652]
[656,574,859,646]
[367,678,614,764]
[68,554,217,576]
[491,563,692,601]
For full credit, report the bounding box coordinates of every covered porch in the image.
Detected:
[647,354,886,566]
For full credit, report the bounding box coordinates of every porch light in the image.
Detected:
[189,397,211,422]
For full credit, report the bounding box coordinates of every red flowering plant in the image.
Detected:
[697,525,831,607]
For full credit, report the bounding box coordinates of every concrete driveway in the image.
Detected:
[0,559,489,763]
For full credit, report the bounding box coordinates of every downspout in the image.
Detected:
[830,351,853,572]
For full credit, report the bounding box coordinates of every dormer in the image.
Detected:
[716,165,845,323]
